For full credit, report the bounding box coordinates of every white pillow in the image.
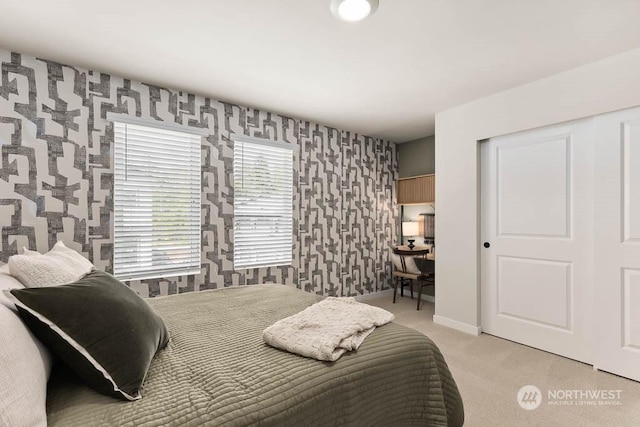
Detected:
[0,303,52,427]
[0,268,25,313]
[9,241,95,288]
[391,253,422,275]
[0,271,52,427]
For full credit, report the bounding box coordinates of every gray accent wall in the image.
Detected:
[0,50,398,298]
[398,135,434,178]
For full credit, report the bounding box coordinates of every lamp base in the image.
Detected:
[407,239,415,250]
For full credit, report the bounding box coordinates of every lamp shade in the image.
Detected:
[402,221,420,237]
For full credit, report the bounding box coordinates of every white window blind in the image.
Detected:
[112,119,202,281]
[233,137,293,269]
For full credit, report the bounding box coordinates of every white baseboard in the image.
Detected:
[420,293,435,303]
[433,315,482,336]
[354,288,435,303]
[354,289,393,302]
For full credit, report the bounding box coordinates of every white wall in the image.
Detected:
[434,48,640,333]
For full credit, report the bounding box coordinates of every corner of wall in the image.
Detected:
[433,314,482,336]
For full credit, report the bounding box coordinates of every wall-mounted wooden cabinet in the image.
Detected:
[397,174,435,205]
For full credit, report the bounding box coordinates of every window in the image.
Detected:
[233,136,293,269]
[110,113,204,281]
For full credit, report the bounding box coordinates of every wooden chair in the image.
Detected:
[392,246,433,310]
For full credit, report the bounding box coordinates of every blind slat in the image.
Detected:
[114,242,200,251]
[114,148,200,162]
[111,224,201,230]
[116,185,200,192]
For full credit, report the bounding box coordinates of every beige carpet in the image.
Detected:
[365,294,640,427]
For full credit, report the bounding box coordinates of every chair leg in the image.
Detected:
[409,279,414,299]
[417,282,424,310]
[393,276,398,303]
[400,278,404,297]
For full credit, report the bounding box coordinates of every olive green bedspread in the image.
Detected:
[46,284,464,426]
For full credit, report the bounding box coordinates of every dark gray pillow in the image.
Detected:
[5,270,169,401]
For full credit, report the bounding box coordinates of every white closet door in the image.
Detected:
[594,106,640,382]
[481,120,594,363]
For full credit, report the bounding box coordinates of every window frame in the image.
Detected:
[108,113,206,281]
[232,135,295,270]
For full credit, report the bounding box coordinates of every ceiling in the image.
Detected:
[1,1,639,143]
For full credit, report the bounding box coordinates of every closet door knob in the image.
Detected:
[483,242,490,248]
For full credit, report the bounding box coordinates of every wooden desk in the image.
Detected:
[394,245,434,259]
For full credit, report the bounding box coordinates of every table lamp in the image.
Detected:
[402,221,420,250]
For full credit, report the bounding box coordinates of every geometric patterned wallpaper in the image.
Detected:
[0,50,398,298]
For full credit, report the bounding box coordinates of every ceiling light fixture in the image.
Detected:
[330,0,379,23]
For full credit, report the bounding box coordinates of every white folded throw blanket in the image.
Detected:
[263,297,394,362]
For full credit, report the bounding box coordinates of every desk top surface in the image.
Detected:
[393,246,435,260]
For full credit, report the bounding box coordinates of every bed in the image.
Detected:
[45,284,464,426]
